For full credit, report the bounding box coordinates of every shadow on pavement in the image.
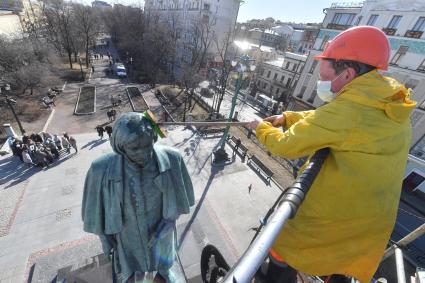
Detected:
[178,161,225,250]
[81,138,109,150]
[0,156,40,189]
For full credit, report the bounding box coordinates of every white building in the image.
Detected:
[246,28,281,47]
[144,0,240,79]
[291,0,425,155]
[254,52,307,111]
[272,24,320,54]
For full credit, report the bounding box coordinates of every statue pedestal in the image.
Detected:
[3,123,17,138]
[28,238,187,283]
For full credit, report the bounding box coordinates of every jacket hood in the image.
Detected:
[338,70,416,123]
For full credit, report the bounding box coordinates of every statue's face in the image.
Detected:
[123,132,155,167]
[118,115,157,167]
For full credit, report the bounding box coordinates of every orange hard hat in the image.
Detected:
[315,26,390,70]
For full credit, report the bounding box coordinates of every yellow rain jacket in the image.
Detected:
[256,70,416,282]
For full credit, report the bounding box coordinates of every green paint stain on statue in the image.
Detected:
[82,112,195,282]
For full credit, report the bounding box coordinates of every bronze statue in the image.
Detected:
[82,112,194,282]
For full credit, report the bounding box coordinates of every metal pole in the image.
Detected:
[6,96,25,135]
[222,148,329,283]
[223,202,293,283]
[158,121,249,127]
[220,72,242,150]
[394,246,407,283]
[382,223,425,261]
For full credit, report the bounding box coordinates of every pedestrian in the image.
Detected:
[32,148,48,168]
[248,26,416,283]
[69,136,78,153]
[91,65,95,73]
[53,134,62,150]
[22,146,34,167]
[22,134,29,145]
[14,141,23,162]
[46,140,60,159]
[62,135,71,154]
[96,126,105,139]
[105,125,113,138]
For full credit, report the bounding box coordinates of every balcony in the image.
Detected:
[405,30,424,39]
[382,27,397,36]
[326,23,351,30]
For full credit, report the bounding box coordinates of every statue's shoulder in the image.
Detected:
[90,152,120,171]
[155,144,182,161]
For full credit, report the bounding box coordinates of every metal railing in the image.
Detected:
[223,148,330,283]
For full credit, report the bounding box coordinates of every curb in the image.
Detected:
[74,86,96,115]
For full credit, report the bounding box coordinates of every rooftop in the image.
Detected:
[233,40,276,53]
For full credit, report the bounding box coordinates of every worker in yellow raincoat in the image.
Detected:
[248,26,416,283]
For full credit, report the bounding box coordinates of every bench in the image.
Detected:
[247,154,274,183]
[227,136,248,160]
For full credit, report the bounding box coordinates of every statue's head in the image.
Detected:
[111,112,158,167]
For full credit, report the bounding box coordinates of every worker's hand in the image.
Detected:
[247,119,262,130]
[264,114,286,127]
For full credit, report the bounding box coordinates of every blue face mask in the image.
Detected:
[316,71,346,102]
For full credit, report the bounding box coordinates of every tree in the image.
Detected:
[40,0,79,69]
[212,30,234,114]
[0,36,52,95]
[73,4,100,67]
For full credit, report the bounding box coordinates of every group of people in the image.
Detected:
[10,132,78,168]
[95,125,113,139]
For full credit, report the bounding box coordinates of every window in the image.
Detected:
[286,78,292,88]
[203,3,210,10]
[320,35,330,51]
[276,88,280,95]
[297,86,307,98]
[273,73,277,80]
[285,62,290,69]
[390,45,409,65]
[270,86,274,93]
[418,59,425,71]
[402,171,425,192]
[367,14,379,26]
[387,15,402,29]
[309,60,318,74]
[267,71,271,78]
[202,15,209,23]
[261,69,265,76]
[263,82,267,88]
[280,75,285,82]
[292,64,297,71]
[331,13,356,25]
[354,16,363,26]
[412,17,425,32]
[307,90,317,103]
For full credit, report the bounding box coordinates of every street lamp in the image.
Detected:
[0,84,26,135]
[77,53,84,81]
[213,54,255,164]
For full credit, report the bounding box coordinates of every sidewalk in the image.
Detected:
[0,127,287,282]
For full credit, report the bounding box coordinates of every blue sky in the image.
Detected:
[237,0,357,23]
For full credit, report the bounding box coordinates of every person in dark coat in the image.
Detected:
[96,126,105,139]
[105,125,113,138]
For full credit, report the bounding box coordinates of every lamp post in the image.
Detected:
[213,55,255,163]
[0,84,25,135]
[77,53,84,81]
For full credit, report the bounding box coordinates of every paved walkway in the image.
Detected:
[0,129,284,282]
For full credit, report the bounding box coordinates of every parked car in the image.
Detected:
[115,64,127,78]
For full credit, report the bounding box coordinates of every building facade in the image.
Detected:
[254,52,306,111]
[291,1,425,151]
[144,0,240,80]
